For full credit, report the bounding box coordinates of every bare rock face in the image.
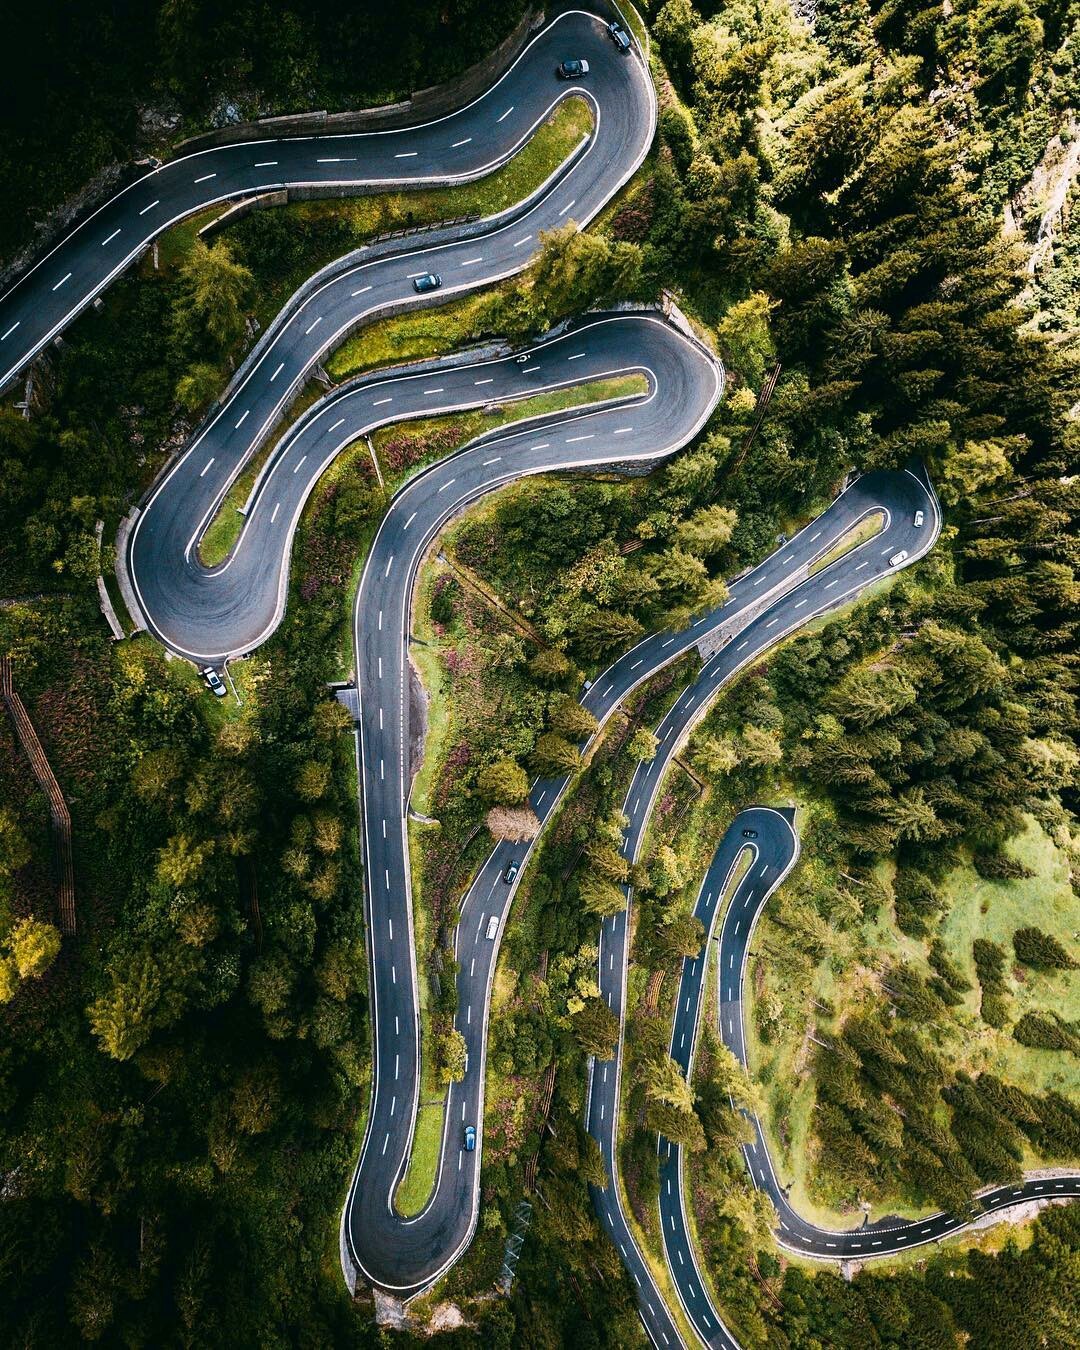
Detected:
[426,1301,467,1334]
[372,1288,407,1328]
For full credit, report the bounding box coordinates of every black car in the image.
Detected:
[557,59,590,79]
[504,861,519,884]
[412,272,442,294]
[607,20,632,52]
[741,828,758,839]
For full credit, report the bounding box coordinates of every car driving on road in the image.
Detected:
[485,914,499,939]
[413,272,442,293]
[741,828,758,839]
[503,861,519,884]
[607,20,632,51]
[889,549,909,567]
[557,58,590,79]
[464,1125,476,1152]
[914,510,924,526]
[202,666,227,698]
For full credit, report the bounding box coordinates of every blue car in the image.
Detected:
[464,1125,476,1152]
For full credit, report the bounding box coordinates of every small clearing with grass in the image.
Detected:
[747,813,1080,1228]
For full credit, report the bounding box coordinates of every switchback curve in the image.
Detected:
[653,807,1080,1347]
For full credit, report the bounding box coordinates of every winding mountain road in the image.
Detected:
[0,10,652,395]
[651,806,1080,1346]
[583,467,939,1346]
[7,4,1072,1345]
[335,311,722,1297]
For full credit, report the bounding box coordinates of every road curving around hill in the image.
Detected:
[0,8,654,396]
[336,453,939,1324]
[13,4,1066,1344]
[582,465,940,1347]
[650,805,1080,1347]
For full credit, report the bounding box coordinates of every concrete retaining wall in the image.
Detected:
[198,189,289,239]
[114,508,147,632]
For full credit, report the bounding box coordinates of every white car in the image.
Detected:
[914,510,924,526]
[889,550,908,568]
[202,666,227,697]
[486,915,499,940]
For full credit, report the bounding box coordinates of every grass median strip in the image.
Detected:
[807,510,885,577]
[371,372,649,491]
[723,842,755,907]
[296,94,592,245]
[196,380,324,565]
[395,1092,447,1216]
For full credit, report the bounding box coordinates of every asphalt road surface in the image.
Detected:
[336,311,723,1298]
[129,314,719,662]
[0,0,693,1317]
[657,806,800,1349]
[13,3,1068,1342]
[582,465,940,1347]
[654,806,1080,1345]
[340,458,938,1320]
[0,10,654,393]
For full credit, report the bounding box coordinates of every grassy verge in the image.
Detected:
[283,94,592,248]
[239,93,589,341]
[617,1,651,56]
[326,286,505,381]
[101,569,134,636]
[684,934,746,1315]
[371,372,649,491]
[395,1090,447,1216]
[197,380,325,566]
[389,809,444,1217]
[807,510,885,577]
[723,843,755,906]
[613,1143,700,1350]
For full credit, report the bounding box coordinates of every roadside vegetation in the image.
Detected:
[1,0,531,268]
[3,0,1080,1343]
[807,510,885,576]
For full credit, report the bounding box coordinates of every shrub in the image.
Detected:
[628,727,659,761]
[1013,926,1078,971]
[1013,1013,1080,1056]
[476,758,529,804]
[486,806,540,841]
[981,993,1011,1030]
